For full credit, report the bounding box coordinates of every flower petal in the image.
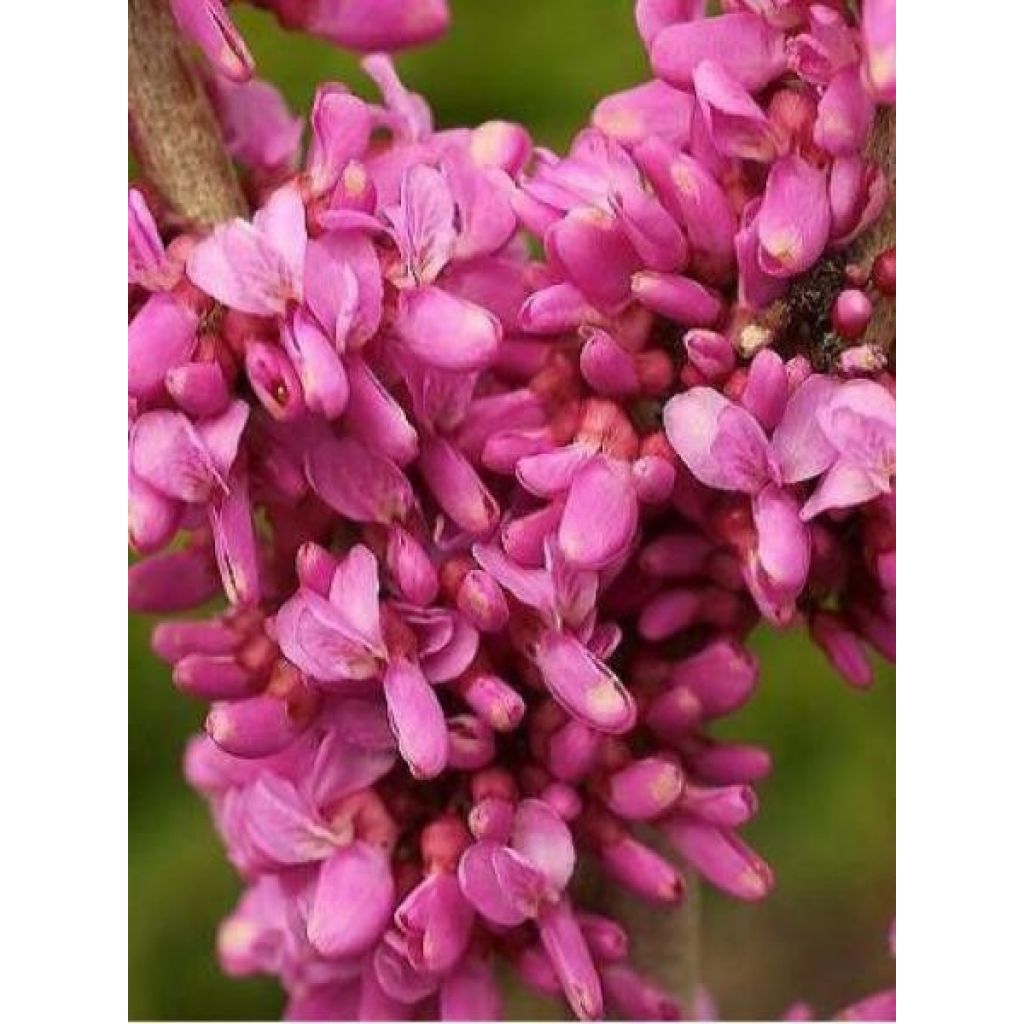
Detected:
[307,842,395,958]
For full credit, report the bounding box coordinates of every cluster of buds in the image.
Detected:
[129,0,896,1019]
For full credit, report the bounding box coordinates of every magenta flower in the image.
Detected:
[459,798,603,1019]
[129,0,897,1016]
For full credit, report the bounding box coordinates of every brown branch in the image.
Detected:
[128,0,247,227]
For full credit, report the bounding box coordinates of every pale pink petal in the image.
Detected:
[663,388,772,493]
[243,775,336,866]
[800,458,882,520]
[386,164,456,286]
[511,798,576,893]
[457,841,537,926]
[771,374,840,483]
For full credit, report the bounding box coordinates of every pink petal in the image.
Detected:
[127,546,221,613]
[735,200,787,310]
[457,841,539,926]
[252,184,307,291]
[169,0,253,82]
[210,469,261,606]
[382,659,448,779]
[395,286,501,371]
[537,899,604,1021]
[279,309,349,420]
[128,293,198,400]
[818,378,896,482]
[275,589,383,683]
[693,60,776,162]
[753,483,810,598]
[546,208,641,310]
[187,220,293,316]
[128,188,173,289]
[395,873,475,976]
[443,147,518,263]
[243,775,335,866]
[306,87,372,197]
[304,231,382,349]
[557,455,639,570]
[305,434,414,524]
[741,348,788,432]
[128,467,182,554]
[131,410,224,503]
[631,271,723,326]
[440,953,502,1022]
[328,544,383,652]
[307,841,395,958]
[511,798,576,893]
[771,374,841,483]
[471,543,557,620]
[757,156,830,277]
[610,187,689,274]
[291,0,450,53]
[635,1,707,49]
[386,164,456,286]
[532,630,636,735]
[592,80,694,150]
[210,76,303,176]
[662,816,774,901]
[861,0,896,104]
[813,65,875,156]
[663,388,772,493]
[307,728,396,808]
[651,11,786,91]
[800,458,882,521]
[342,357,419,465]
[634,139,736,279]
[418,435,500,536]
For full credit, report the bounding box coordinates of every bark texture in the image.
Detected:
[128,0,247,226]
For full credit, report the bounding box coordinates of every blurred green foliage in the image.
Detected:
[129,2,894,1018]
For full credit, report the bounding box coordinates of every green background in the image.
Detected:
[128,2,895,1018]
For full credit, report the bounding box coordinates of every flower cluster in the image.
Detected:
[128,0,896,1019]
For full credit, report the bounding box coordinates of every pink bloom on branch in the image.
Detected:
[187,184,307,315]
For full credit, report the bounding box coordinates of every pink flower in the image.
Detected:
[187,184,307,315]
[459,799,603,1020]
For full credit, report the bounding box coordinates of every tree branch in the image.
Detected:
[128,0,247,227]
